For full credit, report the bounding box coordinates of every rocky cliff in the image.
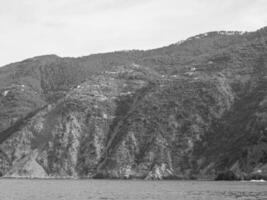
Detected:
[1,27,267,180]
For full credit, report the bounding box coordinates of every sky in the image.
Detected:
[0,0,267,66]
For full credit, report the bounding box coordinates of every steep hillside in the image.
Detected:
[0,27,267,179]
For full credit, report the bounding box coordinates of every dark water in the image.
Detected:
[0,179,266,200]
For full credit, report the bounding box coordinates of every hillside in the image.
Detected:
[0,27,267,180]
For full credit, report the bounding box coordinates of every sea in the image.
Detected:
[0,179,266,200]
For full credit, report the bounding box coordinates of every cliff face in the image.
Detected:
[0,27,267,179]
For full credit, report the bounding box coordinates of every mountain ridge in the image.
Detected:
[3,27,266,68]
[0,26,267,180]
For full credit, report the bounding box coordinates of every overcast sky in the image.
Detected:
[1,0,267,66]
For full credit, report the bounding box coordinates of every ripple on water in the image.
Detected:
[0,179,266,200]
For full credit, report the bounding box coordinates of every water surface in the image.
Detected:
[0,179,266,200]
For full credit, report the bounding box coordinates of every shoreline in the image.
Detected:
[0,176,266,182]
